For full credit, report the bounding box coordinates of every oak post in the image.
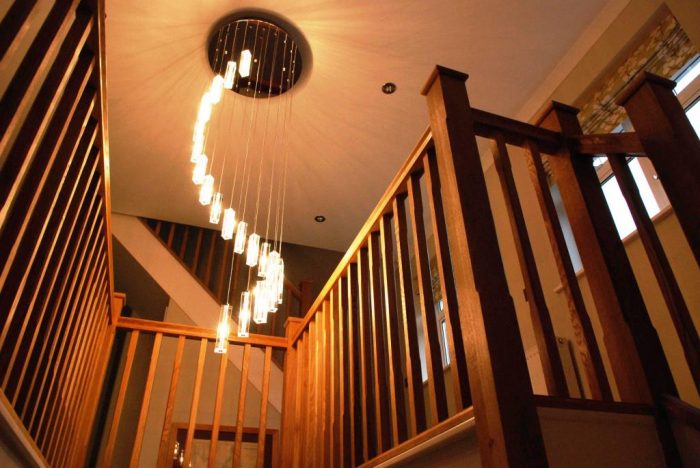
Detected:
[422,66,546,467]
[616,72,700,264]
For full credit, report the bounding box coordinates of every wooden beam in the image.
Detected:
[571,132,644,155]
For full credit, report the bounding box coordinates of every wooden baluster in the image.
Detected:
[317,307,327,466]
[329,290,337,467]
[392,195,427,436]
[281,318,302,465]
[368,232,392,451]
[294,332,308,468]
[203,230,217,286]
[256,346,272,468]
[609,153,700,391]
[378,213,409,444]
[130,332,163,466]
[183,338,208,468]
[166,222,176,248]
[21,198,102,422]
[179,225,190,258]
[617,72,700,264]
[346,266,359,466]
[407,173,448,425]
[423,149,472,409]
[307,320,317,468]
[492,134,568,397]
[523,140,611,400]
[11,182,100,407]
[232,343,251,468]
[335,283,345,467]
[0,0,39,61]
[2,133,99,394]
[423,66,546,466]
[191,228,204,272]
[208,346,229,468]
[324,302,333,467]
[157,336,185,467]
[0,3,92,205]
[357,249,376,459]
[100,330,139,467]
[542,101,680,465]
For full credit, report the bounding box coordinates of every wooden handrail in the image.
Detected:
[115,316,288,349]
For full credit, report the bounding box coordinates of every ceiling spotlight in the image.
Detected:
[314,215,326,223]
[382,82,397,94]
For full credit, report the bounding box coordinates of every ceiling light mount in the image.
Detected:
[207,13,309,97]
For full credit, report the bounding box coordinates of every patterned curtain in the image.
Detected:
[577,11,698,134]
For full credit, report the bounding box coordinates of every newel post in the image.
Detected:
[422,66,547,467]
[281,317,303,464]
[616,72,700,264]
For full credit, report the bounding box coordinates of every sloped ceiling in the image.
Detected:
[106,0,610,251]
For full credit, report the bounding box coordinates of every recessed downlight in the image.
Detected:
[314,215,326,223]
[382,82,397,94]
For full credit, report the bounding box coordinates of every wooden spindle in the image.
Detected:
[183,338,208,468]
[0,0,39,62]
[256,346,272,468]
[208,345,229,468]
[99,330,139,467]
[368,232,392,451]
[492,134,568,397]
[357,249,376,459]
[233,343,252,468]
[407,173,448,425]
[346,266,359,466]
[130,332,163,466]
[523,140,611,400]
[423,149,472,409]
[157,335,185,466]
[392,195,427,436]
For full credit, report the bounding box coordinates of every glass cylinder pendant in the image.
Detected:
[214,304,231,353]
[234,221,248,254]
[239,49,252,78]
[258,242,271,278]
[246,233,261,267]
[276,258,285,304]
[224,61,237,89]
[199,175,214,205]
[191,133,205,162]
[209,192,223,224]
[238,291,251,337]
[221,208,236,240]
[198,94,213,123]
[253,281,268,324]
[192,154,208,185]
[209,75,225,104]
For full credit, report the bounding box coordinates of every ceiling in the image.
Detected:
[106,0,611,252]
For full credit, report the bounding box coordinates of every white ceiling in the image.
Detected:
[106,0,611,252]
